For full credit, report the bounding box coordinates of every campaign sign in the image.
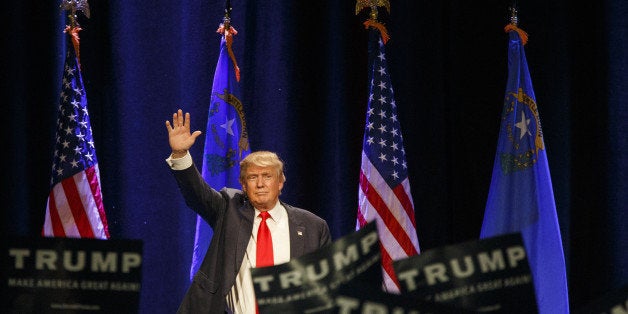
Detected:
[251,221,382,313]
[258,285,477,314]
[323,283,477,314]
[3,237,143,313]
[393,233,537,313]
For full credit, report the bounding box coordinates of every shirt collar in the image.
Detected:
[255,201,286,223]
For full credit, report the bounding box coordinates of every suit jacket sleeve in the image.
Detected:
[170,163,228,227]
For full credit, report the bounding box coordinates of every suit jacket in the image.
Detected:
[172,164,332,313]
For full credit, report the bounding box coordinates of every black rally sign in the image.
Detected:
[393,233,537,313]
[4,237,143,313]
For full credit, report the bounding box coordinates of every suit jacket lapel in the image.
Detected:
[235,202,254,271]
[285,204,305,258]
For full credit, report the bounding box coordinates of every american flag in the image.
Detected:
[356,28,420,293]
[42,29,109,239]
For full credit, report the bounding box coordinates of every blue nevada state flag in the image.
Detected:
[480,29,569,313]
[190,31,250,281]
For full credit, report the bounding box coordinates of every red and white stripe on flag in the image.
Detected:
[43,164,109,239]
[357,152,420,293]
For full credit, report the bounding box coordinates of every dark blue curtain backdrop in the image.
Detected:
[3,0,626,312]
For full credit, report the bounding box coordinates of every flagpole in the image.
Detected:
[223,0,232,29]
[508,3,518,26]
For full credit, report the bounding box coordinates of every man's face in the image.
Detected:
[242,165,284,211]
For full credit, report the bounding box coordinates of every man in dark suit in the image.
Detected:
[165,109,332,313]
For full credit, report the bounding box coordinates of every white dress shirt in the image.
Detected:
[226,203,290,313]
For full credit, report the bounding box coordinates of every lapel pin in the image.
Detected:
[297,231,303,236]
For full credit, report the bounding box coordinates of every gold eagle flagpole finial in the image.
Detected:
[355,0,390,21]
[60,0,90,28]
[356,0,391,44]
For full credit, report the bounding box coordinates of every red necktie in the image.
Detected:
[256,211,274,267]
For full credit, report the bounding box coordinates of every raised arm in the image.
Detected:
[165,109,202,158]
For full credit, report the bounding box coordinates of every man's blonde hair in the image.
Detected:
[239,151,286,183]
